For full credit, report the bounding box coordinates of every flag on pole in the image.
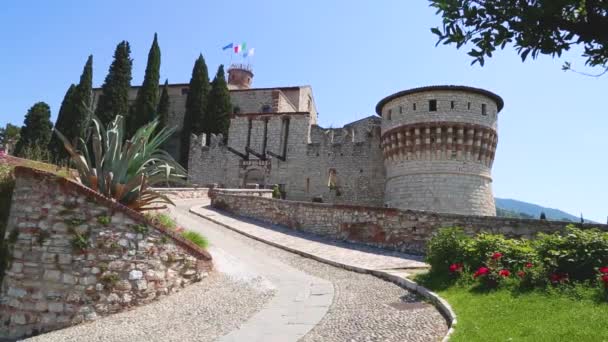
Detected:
[243,48,255,58]
[222,43,234,51]
[233,42,246,54]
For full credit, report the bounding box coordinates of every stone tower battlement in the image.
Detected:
[376,85,503,216]
[227,64,254,90]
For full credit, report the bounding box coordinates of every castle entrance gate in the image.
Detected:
[243,168,265,188]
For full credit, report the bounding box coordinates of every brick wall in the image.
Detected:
[0,167,212,339]
[211,192,608,255]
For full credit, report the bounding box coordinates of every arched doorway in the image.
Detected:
[243,168,265,188]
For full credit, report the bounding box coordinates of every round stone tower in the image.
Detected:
[227,64,254,90]
[376,85,504,216]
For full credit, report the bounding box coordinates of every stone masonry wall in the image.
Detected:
[0,167,212,340]
[188,114,385,206]
[211,192,608,255]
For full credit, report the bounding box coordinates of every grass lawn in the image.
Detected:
[416,273,608,341]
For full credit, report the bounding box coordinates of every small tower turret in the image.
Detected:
[227,64,254,90]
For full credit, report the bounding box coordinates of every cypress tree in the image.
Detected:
[157,79,170,132]
[206,65,232,140]
[95,41,133,126]
[130,33,161,136]
[72,55,93,142]
[48,84,77,161]
[14,102,53,157]
[180,54,209,168]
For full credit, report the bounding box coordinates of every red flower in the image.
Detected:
[449,263,463,273]
[599,267,608,274]
[473,267,490,278]
[525,263,533,268]
[517,271,526,278]
[491,252,503,260]
[550,273,569,283]
[602,275,608,288]
[499,269,511,277]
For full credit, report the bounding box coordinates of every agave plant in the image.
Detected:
[55,115,187,211]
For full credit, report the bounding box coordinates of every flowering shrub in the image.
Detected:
[427,226,608,298]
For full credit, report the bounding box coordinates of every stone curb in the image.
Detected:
[189,206,457,342]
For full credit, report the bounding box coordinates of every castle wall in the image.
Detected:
[188,114,385,206]
[210,192,608,255]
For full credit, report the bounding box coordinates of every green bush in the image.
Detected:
[181,230,209,249]
[534,225,608,282]
[425,227,470,271]
[427,226,608,290]
[464,233,536,270]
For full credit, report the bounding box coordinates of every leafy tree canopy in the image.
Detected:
[14,102,53,157]
[430,0,608,74]
[0,123,21,147]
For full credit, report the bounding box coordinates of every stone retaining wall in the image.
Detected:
[0,167,212,340]
[211,192,608,255]
[152,187,211,200]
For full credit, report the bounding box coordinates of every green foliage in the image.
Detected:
[425,227,470,271]
[14,102,53,158]
[131,224,149,235]
[97,215,111,225]
[534,225,608,281]
[0,123,21,153]
[55,114,187,211]
[181,230,209,249]
[429,0,608,71]
[180,54,210,168]
[272,185,281,199]
[206,65,231,140]
[428,226,608,285]
[70,231,90,251]
[146,212,177,229]
[130,34,161,137]
[50,55,94,164]
[95,41,133,126]
[100,273,120,287]
[157,79,171,134]
[48,84,77,162]
[464,233,535,270]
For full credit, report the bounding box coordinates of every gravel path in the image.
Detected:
[178,203,448,342]
[26,271,275,342]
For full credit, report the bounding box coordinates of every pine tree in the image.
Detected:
[130,33,161,136]
[95,41,133,126]
[14,102,53,158]
[206,65,232,140]
[48,84,77,161]
[157,79,170,132]
[180,54,209,168]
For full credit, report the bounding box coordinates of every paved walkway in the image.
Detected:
[188,201,428,273]
[179,200,447,342]
[171,201,334,342]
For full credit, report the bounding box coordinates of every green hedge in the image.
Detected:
[427,225,608,285]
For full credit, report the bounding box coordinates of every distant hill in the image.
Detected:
[495,198,581,222]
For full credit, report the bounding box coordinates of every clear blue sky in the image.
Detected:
[1,1,606,221]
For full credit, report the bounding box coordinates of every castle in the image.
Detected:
[93,65,503,216]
